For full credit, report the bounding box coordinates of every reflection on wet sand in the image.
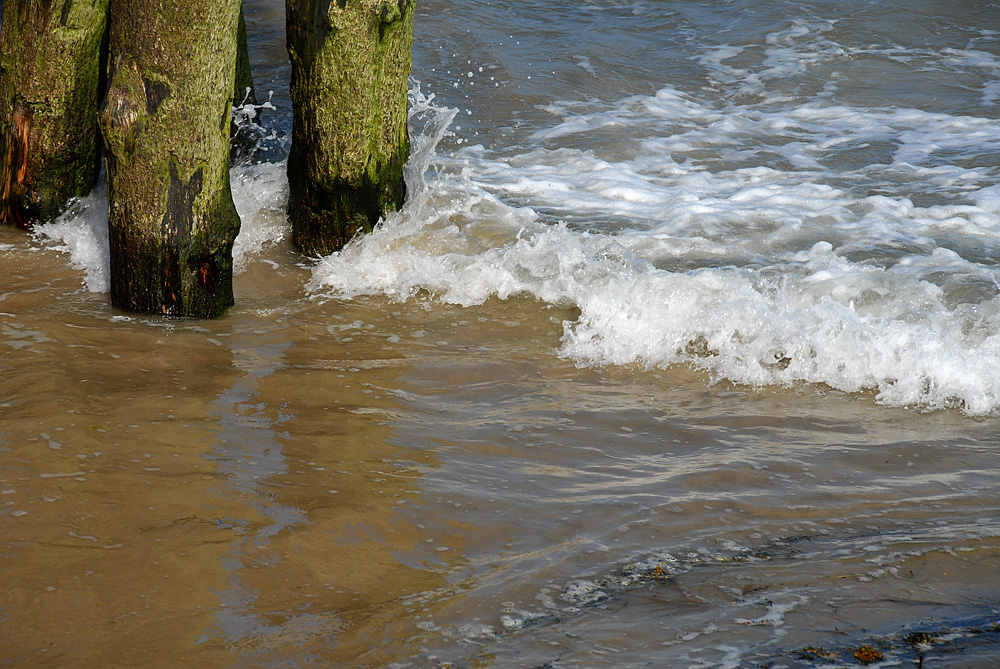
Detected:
[0,240,463,666]
[202,325,468,666]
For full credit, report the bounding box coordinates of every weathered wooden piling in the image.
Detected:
[235,6,257,109]
[286,0,415,256]
[230,4,261,162]
[0,0,110,229]
[1,0,409,316]
[98,0,243,317]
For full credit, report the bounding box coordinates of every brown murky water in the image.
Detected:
[1,231,446,665]
[5,225,1000,667]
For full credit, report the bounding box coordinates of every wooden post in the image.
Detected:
[0,0,109,229]
[98,0,242,317]
[286,0,415,256]
[230,2,260,161]
[234,3,257,109]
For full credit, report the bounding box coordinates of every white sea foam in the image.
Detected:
[310,78,1000,414]
[230,161,289,270]
[34,163,289,291]
[34,180,110,292]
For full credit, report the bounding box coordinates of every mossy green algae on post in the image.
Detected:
[0,0,109,228]
[230,2,260,162]
[98,0,242,318]
[234,3,257,109]
[286,0,415,256]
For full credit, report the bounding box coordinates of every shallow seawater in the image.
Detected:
[4,0,1000,667]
